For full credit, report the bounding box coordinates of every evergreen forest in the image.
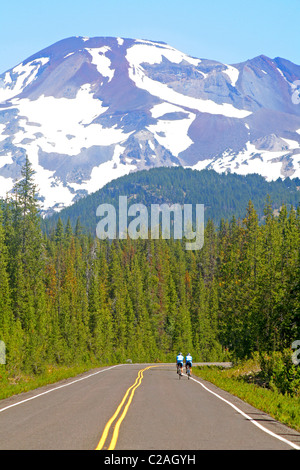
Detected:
[0,157,300,378]
[42,166,300,235]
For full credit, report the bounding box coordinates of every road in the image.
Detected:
[0,363,299,450]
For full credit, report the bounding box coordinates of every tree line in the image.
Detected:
[43,166,300,235]
[0,157,299,377]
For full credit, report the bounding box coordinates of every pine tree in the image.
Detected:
[240,200,262,356]
[275,205,300,347]
[64,217,73,247]
[143,239,161,356]
[129,252,157,361]
[108,241,128,362]
[55,217,64,245]
[8,155,47,373]
[257,196,282,352]
[0,206,23,374]
[88,241,114,363]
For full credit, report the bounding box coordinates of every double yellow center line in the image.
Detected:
[95,365,158,450]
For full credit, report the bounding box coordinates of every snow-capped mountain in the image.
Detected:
[0,36,300,214]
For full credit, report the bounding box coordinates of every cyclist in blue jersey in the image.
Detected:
[176,352,184,375]
[185,353,193,374]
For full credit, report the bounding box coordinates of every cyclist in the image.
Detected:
[185,352,193,374]
[176,352,184,375]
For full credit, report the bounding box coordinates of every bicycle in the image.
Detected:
[186,364,191,379]
[177,363,183,379]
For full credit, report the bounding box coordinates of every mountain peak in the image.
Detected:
[0,36,300,215]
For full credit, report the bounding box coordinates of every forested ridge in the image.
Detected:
[43,166,300,235]
[0,157,300,379]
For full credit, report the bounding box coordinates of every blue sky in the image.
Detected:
[1,0,299,73]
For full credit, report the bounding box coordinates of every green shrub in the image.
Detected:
[259,349,300,396]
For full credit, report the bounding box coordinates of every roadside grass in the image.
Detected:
[0,363,102,400]
[193,360,300,433]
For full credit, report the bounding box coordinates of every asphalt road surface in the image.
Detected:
[0,363,299,450]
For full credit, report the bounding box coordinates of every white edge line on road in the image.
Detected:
[189,375,300,450]
[0,364,125,414]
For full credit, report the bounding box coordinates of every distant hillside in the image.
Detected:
[42,167,300,235]
[1,36,300,215]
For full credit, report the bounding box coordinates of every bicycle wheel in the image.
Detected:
[186,366,190,379]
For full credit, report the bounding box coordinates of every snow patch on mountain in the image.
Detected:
[0,175,13,193]
[68,143,137,196]
[281,138,300,150]
[224,65,239,86]
[86,47,115,82]
[147,109,196,156]
[0,57,49,102]
[150,102,185,118]
[189,141,300,182]
[128,41,201,67]
[0,36,300,215]
[9,84,132,155]
[127,58,251,118]
[28,143,75,211]
[0,152,13,168]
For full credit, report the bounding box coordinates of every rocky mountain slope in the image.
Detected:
[0,36,300,214]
